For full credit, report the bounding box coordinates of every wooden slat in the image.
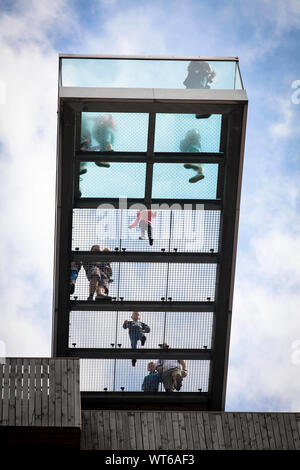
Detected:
[277,414,288,450]
[153,411,162,451]
[82,410,92,450]
[258,413,270,450]
[66,359,73,426]
[41,359,49,427]
[295,414,300,450]
[190,412,200,450]
[97,410,105,450]
[146,412,156,450]
[90,410,99,450]
[61,359,68,426]
[265,413,276,450]
[171,412,181,450]
[141,411,150,450]
[73,359,81,428]
[227,413,238,450]
[283,413,295,450]
[109,411,118,450]
[208,413,219,450]
[233,412,244,450]
[28,359,36,426]
[115,410,124,450]
[122,411,131,450]
[240,412,251,450]
[271,414,283,450]
[221,412,232,450]
[160,411,169,450]
[21,359,29,426]
[289,413,300,450]
[202,412,213,450]
[251,413,263,450]
[128,412,137,450]
[35,359,42,426]
[15,359,22,426]
[54,358,62,427]
[196,412,207,450]
[178,412,188,450]
[215,413,225,450]
[247,413,257,450]
[165,412,175,450]
[8,358,16,426]
[134,411,143,450]
[184,413,194,450]
[103,410,111,450]
[2,362,10,425]
[48,359,55,427]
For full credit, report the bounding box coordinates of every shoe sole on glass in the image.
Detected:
[189,174,205,183]
[132,359,136,367]
[95,295,112,301]
[195,113,211,119]
[95,162,111,168]
[141,335,146,346]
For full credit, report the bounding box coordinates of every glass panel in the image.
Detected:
[115,359,211,392]
[170,210,220,252]
[152,163,218,199]
[80,112,149,152]
[71,261,119,301]
[70,262,216,301]
[69,311,213,350]
[167,264,217,302]
[69,311,118,348]
[80,359,210,392]
[61,58,243,90]
[80,359,115,391]
[117,312,165,349]
[164,312,213,349]
[154,114,222,153]
[118,263,168,302]
[72,208,220,253]
[72,209,121,252]
[79,162,146,198]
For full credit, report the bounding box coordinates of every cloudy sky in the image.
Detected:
[0,0,300,411]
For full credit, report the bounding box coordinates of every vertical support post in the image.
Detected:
[210,105,247,410]
[52,102,76,357]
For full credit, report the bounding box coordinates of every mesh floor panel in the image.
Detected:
[69,311,214,349]
[71,262,216,301]
[80,359,210,392]
[72,209,221,253]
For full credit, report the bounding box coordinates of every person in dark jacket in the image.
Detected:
[123,312,150,366]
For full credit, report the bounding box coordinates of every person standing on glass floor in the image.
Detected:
[128,209,157,246]
[123,312,150,367]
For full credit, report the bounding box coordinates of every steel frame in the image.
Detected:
[52,70,247,411]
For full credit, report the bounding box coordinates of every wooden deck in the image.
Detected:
[80,410,300,451]
[0,358,81,448]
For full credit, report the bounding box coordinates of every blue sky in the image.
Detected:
[0,0,300,411]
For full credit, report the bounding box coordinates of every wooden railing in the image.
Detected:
[0,358,81,428]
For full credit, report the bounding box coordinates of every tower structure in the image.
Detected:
[52,55,248,411]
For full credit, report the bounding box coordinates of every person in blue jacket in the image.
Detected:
[123,312,150,366]
[142,362,162,392]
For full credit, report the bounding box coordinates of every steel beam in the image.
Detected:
[68,348,212,360]
[70,300,215,312]
[71,251,219,263]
